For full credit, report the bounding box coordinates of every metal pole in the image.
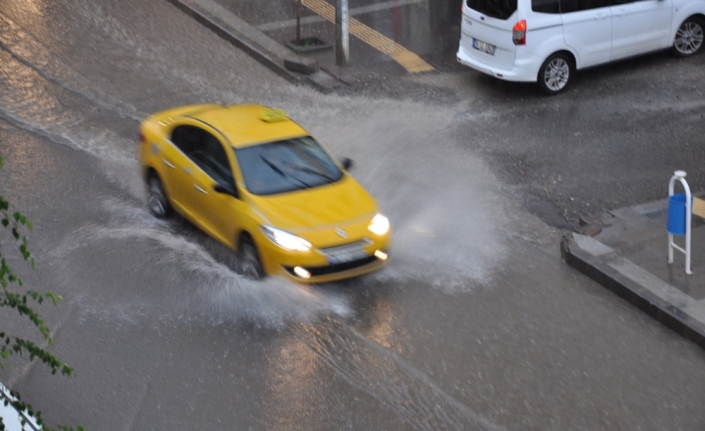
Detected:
[685,175,692,274]
[336,0,349,66]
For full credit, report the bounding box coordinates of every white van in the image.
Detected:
[456,0,705,94]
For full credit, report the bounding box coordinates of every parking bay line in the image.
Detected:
[300,0,434,74]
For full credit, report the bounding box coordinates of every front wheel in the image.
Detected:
[538,53,573,95]
[239,237,264,280]
[672,17,704,57]
[147,174,172,218]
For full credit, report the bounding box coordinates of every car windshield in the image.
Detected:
[236,136,343,196]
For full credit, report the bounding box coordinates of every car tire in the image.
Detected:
[538,53,573,95]
[672,17,705,58]
[239,236,264,280]
[147,173,172,218]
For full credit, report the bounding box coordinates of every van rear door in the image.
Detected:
[460,0,519,70]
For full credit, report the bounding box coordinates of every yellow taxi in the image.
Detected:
[138,104,391,283]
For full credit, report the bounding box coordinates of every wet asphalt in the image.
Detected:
[1,1,705,430]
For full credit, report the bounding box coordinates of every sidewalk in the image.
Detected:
[562,197,705,350]
[166,0,461,92]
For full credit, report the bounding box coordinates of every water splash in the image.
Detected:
[52,199,352,329]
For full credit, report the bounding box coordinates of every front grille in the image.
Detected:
[285,255,379,277]
[320,240,368,253]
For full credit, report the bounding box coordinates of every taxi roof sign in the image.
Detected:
[260,109,288,123]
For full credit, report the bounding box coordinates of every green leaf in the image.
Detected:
[0,152,79,431]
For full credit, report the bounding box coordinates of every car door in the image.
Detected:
[561,0,612,68]
[164,124,205,221]
[189,129,247,249]
[609,0,672,60]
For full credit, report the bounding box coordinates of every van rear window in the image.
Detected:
[465,0,517,20]
[532,0,560,13]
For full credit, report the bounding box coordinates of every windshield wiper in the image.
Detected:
[260,156,311,189]
[291,166,337,184]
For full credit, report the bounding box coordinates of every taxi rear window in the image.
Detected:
[465,0,517,20]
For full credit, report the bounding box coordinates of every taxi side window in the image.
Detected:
[199,132,234,187]
[171,125,234,186]
[170,125,203,156]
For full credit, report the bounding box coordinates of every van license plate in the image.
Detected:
[472,38,495,56]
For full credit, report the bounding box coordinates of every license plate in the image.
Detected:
[472,38,495,55]
[324,246,367,265]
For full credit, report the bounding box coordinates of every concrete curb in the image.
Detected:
[165,0,344,92]
[561,232,705,350]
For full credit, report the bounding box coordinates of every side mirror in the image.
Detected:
[341,157,354,171]
[214,183,239,199]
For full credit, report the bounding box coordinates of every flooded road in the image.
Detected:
[1,0,705,430]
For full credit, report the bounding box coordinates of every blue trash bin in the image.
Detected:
[667,194,692,235]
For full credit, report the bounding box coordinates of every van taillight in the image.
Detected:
[513,20,526,45]
[139,131,146,144]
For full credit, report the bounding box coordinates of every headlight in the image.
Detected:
[368,214,390,236]
[261,226,312,252]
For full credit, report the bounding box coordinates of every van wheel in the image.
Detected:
[672,17,704,57]
[538,53,572,95]
[147,173,172,218]
[239,236,264,280]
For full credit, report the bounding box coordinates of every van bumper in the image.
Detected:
[457,46,537,83]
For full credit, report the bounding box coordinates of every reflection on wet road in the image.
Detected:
[1,0,705,430]
[298,318,503,431]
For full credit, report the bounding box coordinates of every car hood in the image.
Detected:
[247,175,377,231]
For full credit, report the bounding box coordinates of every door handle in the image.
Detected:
[194,184,208,194]
[162,159,175,169]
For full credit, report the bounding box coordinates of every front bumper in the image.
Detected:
[258,232,391,283]
[282,252,389,283]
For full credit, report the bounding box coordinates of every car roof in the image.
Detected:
[185,105,308,148]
